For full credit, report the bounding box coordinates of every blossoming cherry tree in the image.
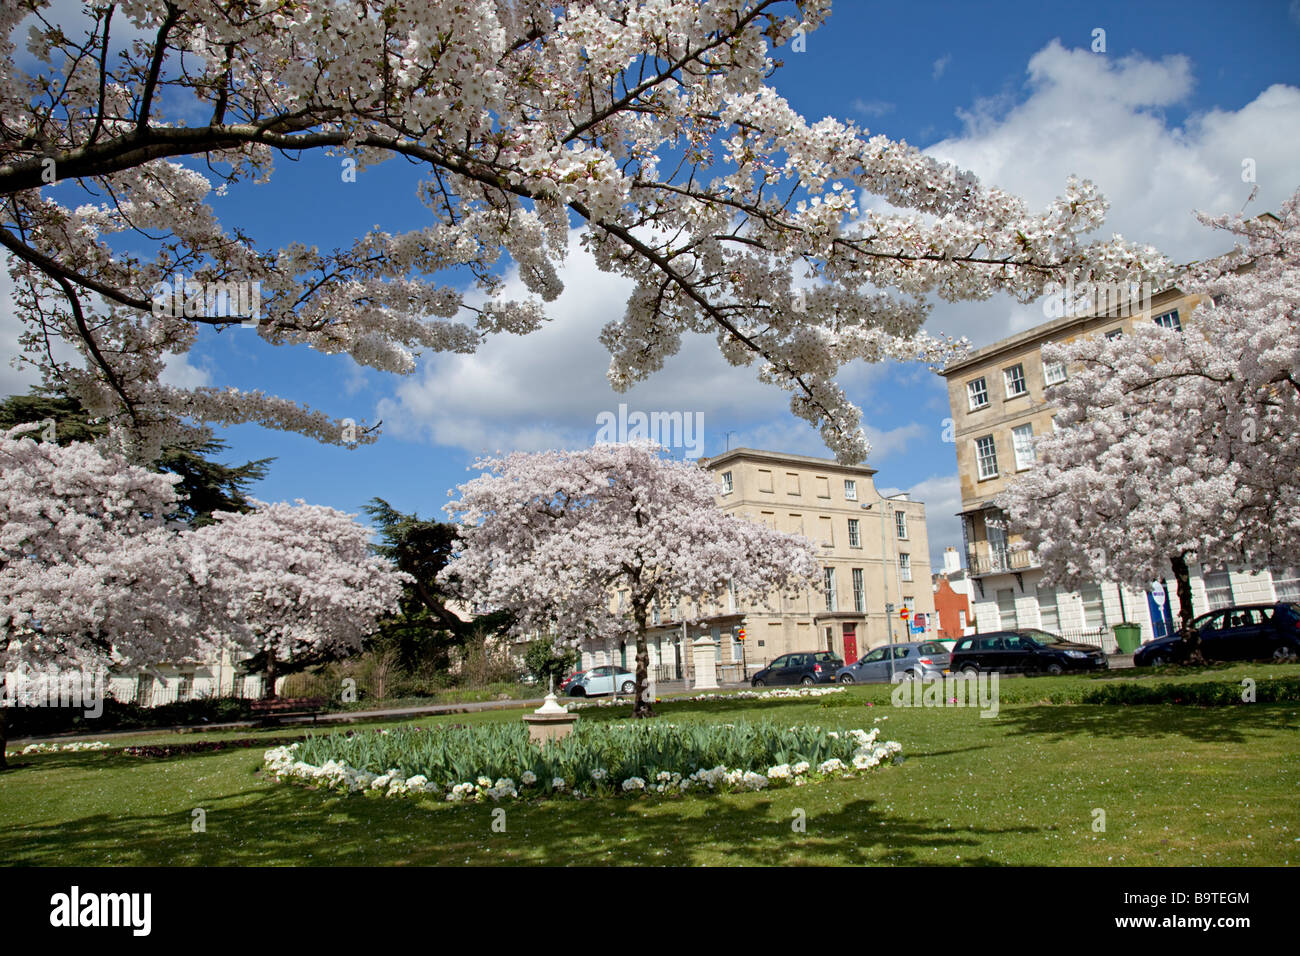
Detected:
[442,442,821,717]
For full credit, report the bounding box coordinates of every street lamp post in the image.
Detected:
[884,500,896,682]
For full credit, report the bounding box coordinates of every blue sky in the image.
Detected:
[4,0,1300,566]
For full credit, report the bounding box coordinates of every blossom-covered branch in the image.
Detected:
[3,0,1171,461]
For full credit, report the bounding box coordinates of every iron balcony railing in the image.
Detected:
[966,547,1039,576]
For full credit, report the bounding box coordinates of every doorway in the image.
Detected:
[842,623,858,664]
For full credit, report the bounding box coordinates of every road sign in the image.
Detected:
[899,607,910,621]
[884,602,895,613]
[914,612,927,629]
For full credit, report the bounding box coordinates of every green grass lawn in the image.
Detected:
[2,664,1297,866]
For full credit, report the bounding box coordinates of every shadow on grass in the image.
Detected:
[993,701,1300,744]
[0,770,1037,866]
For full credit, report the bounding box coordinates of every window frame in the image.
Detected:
[1153,309,1182,332]
[1011,422,1036,471]
[967,376,990,411]
[975,434,999,480]
[1003,363,1028,399]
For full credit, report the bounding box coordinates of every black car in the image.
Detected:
[751,651,843,687]
[1133,603,1300,666]
[949,628,1108,675]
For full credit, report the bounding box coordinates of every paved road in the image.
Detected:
[5,680,751,746]
[8,656,1133,746]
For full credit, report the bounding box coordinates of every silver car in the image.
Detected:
[835,641,951,684]
[566,664,637,697]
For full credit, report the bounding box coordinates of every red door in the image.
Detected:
[842,624,858,664]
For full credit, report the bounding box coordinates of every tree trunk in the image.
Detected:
[1170,552,1202,662]
[262,644,278,700]
[0,708,8,770]
[631,604,654,719]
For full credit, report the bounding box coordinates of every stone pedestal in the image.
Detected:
[522,693,580,746]
[692,636,719,690]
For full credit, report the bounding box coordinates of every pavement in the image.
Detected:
[8,658,1134,746]
[5,680,752,746]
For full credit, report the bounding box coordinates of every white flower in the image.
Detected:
[521,770,537,786]
[551,777,566,790]
[622,776,646,791]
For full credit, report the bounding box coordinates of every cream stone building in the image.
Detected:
[940,286,1300,647]
[578,447,936,680]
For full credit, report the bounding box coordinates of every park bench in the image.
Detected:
[249,697,328,725]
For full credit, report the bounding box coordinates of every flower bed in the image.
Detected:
[263,719,901,802]
[5,740,110,757]
[122,736,310,758]
[570,685,847,708]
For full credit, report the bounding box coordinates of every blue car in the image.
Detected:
[1133,603,1300,666]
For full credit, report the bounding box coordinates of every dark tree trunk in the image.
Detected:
[1170,552,1202,662]
[0,708,8,770]
[631,602,654,719]
[262,645,278,700]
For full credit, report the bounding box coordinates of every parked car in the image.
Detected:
[835,641,951,684]
[949,629,1108,675]
[558,670,583,693]
[566,665,636,697]
[1134,603,1300,666]
[750,651,843,687]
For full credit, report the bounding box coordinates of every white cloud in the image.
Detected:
[9,1,152,68]
[0,267,86,398]
[0,270,41,398]
[852,98,895,118]
[916,40,1300,348]
[158,350,212,389]
[932,54,951,81]
[377,228,892,461]
[880,472,964,569]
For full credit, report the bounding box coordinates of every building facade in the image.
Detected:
[579,447,936,679]
[939,287,1300,647]
[932,547,974,641]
